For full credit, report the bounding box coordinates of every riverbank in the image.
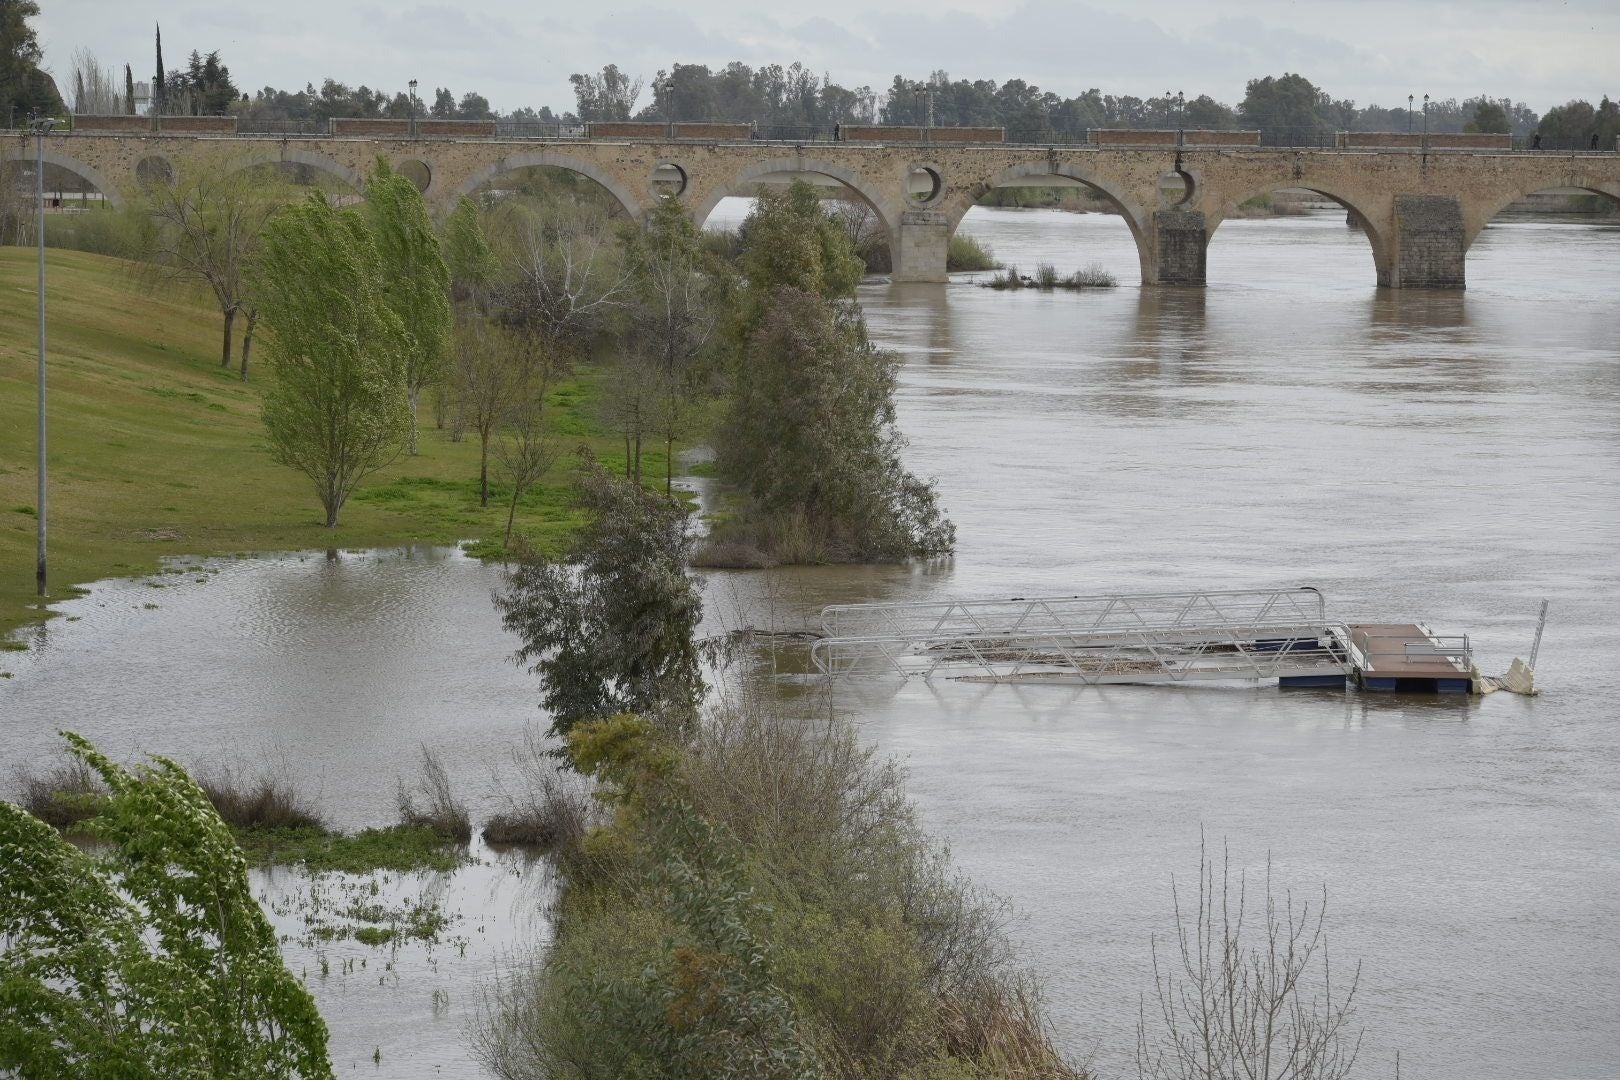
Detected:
[0,248,660,641]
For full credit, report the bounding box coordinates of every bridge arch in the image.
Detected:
[1464,179,1620,249]
[455,151,642,219]
[1205,178,1393,287]
[943,161,1156,284]
[6,146,126,208]
[687,156,898,236]
[216,147,367,195]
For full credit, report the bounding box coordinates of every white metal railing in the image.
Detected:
[820,586,1329,640]
[812,587,1351,685]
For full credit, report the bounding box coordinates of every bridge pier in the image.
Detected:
[891,210,950,283]
[1391,195,1466,289]
[1149,209,1208,286]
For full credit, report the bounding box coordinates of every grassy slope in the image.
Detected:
[0,247,660,640]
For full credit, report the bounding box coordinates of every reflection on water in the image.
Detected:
[4,206,1619,1078]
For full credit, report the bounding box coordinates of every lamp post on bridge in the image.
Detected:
[408,79,418,138]
[1423,93,1430,150]
[27,110,58,597]
[1408,94,1413,133]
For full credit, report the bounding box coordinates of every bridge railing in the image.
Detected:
[234,118,332,137]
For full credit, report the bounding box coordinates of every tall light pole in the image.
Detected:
[1423,93,1430,148]
[28,110,57,596]
[408,79,418,138]
[1408,94,1414,133]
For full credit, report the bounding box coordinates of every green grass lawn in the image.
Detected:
[0,247,659,640]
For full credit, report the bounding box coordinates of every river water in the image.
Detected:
[4,204,1619,1077]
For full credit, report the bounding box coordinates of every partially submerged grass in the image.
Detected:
[233,824,468,874]
[397,746,472,843]
[195,763,326,831]
[13,756,107,832]
[947,233,999,272]
[482,729,600,852]
[982,262,1117,291]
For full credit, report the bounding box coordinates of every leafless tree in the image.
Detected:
[451,317,531,507]
[1137,838,1363,1080]
[143,157,289,375]
[69,48,122,115]
[493,381,563,548]
[499,204,631,356]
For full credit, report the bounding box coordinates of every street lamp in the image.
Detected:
[1408,94,1413,133]
[408,79,418,138]
[1423,93,1430,146]
[27,110,57,596]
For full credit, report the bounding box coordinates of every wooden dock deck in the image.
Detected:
[1349,623,1473,693]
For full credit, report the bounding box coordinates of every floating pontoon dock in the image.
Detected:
[811,587,1480,693]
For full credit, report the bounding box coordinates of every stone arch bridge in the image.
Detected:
[7,131,1619,288]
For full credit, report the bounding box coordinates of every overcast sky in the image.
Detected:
[34,1,1620,116]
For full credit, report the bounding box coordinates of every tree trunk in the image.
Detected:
[633,433,642,485]
[624,433,632,477]
[220,307,235,368]
[479,430,490,507]
[666,434,674,495]
[505,490,520,546]
[239,311,257,382]
[407,386,420,455]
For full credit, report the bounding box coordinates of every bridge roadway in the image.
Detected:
[6,131,1619,288]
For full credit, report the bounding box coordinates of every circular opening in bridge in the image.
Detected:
[135,155,174,188]
[397,159,431,193]
[1158,169,1193,207]
[908,165,943,205]
[651,162,687,198]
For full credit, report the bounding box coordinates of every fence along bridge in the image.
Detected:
[811,587,1483,693]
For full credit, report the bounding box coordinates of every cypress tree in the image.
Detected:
[153,23,164,113]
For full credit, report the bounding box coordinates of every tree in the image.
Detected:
[496,451,703,740]
[144,156,288,374]
[499,202,632,358]
[1239,73,1331,144]
[621,196,720,492]
[718,286,953,561]
[1136,840,1362,1080]
[569,64,642,121]
[0,733,331,1077]
[1465,99,1511,134]
[442,195,494,302]
[255,194,411,527]
[124,62,135,114]
[736,180,864,319]
[431,86,455,119]
[0,0,65,121]
[365,159,452,454]
[457,91,492,120]
[451,318,531,507]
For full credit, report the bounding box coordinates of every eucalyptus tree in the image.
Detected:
[365,159,451,454]
[255,194,410,527]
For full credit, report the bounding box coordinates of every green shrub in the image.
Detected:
[947,233,999,272]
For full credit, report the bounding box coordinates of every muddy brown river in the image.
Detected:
[4,203,1618,1076]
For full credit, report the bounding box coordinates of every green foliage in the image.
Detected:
[442,195,494,300]
[713,286,953,562]
[946,233,998,272]
[365,159,452,452]
[0,0,65,119]
[1238,73,1331,140]
[496,451,704,740]
[738,180,865,314]
[1466,100,1512,135]
[0,732,331,1078]
[255,193,411,526]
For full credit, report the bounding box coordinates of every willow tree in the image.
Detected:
[256,194,410,527]
[365,159,451,454]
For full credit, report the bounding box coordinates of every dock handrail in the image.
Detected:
[820,586,1329,639]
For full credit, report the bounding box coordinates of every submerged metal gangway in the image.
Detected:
[811,587,1354,686]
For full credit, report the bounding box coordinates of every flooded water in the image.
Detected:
[5,204,1620,1077]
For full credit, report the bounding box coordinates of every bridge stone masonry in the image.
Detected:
[6,130,1619,289]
